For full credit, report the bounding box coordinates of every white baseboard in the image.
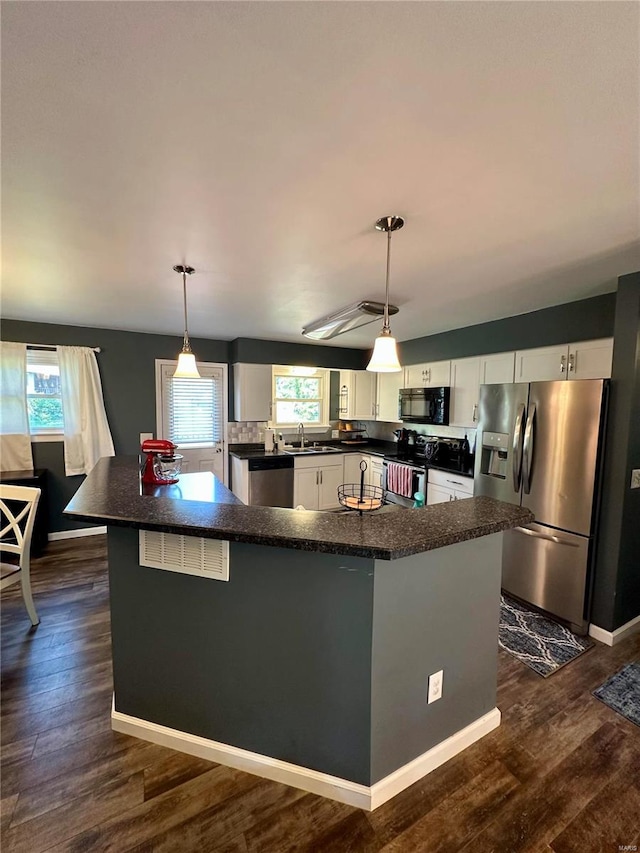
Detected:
[589,613,640,647]
[111,702,500,811]
[48,526,107,541]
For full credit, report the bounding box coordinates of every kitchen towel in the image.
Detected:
[387,463,413,498]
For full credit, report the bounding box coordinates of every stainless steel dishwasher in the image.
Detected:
[247,456,294,508]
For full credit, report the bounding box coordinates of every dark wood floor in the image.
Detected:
[1,536,639,853]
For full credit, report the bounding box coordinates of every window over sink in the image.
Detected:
[272,366,329,428]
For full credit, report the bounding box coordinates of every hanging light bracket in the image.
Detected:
[367,215,404,373]
[173,264,200,378]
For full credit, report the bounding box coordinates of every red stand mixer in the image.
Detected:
[141,439,183,485]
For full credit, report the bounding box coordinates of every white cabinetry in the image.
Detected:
[403,360,451,388]
[293,455,344,510]
[230,456,249,504]
[450,357,480,428]
[339,371,377,420]
[479,352,515,385]
[233,363,272,421]
[514,339,612,383]
[568,339,613,380]
[375,372,403,422]
[343,453,365,486]
[426,469,474,505]
[369,456,384,490]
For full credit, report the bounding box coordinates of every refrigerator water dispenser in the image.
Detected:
[480,431,509,479]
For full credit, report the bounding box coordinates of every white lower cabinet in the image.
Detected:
[369,456,384,490]
[355,453,383,489]
[230,457,249,504]
[426,469,474,505]
[343,453,365,486]
[293,456,344,510]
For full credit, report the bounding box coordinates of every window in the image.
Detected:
[272,367,328,427]
[26,349,64,434]
[158,362,224,446]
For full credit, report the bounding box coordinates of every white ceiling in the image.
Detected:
[2,1,638,349]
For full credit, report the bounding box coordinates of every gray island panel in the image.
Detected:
[370,534,503,782]
[109,528,375,784]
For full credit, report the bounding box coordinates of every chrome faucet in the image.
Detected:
[298,422,306,448]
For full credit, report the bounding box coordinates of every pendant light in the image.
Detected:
[366,216,403,373]
[173,264,200,379]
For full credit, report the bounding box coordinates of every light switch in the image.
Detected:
[631,469,640,490]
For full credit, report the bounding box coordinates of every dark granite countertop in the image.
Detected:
[65,456,532,560]
[229,443,475,478]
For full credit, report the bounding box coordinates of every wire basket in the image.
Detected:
[337,483,385,515]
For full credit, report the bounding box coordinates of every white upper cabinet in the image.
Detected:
[404,360,451,388]
[450,357,480,428]
[568,339,613,380]
[515,339,613,383]
[479,352,516,385]
[375,371,403,422]
[233,363,272,421]
[339,370,377,420]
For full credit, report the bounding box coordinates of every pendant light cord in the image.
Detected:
[182,269,192,353]
[383,226,392,333]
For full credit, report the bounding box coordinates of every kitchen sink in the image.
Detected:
[283,445,341,455]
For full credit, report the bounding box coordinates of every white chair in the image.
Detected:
[0,484,41,626]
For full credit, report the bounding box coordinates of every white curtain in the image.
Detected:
[0,342,34,472]
[58,346,115,476]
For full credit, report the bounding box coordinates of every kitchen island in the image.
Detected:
[66,456,532,810]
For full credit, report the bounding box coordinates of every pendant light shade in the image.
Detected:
[173,264,200,379]
[368,330,402,372]
[366,216,404,373]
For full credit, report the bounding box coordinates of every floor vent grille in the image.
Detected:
[139,531,229,581]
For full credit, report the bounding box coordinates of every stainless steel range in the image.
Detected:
[382,459,426,508]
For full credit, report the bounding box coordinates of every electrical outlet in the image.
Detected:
[140,432,154,444]
[631,469,640,490]
[427,669,443,704]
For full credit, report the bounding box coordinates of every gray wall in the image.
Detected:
[399,293,616,364]
[371,535,502,782]
[1,319,365,531]
[592,273,640,631]
[109,529,374,784]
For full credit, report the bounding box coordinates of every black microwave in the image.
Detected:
[399,387,450,425]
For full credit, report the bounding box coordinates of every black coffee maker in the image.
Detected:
[393,428,415,459]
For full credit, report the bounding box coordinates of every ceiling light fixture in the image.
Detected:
[302,300,399,341]
[366,216,404,373]
[173,264,200,379]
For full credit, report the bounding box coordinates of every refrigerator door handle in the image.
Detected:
[522,402,536,494]
[512,403,526,492]
[513,525,580,548]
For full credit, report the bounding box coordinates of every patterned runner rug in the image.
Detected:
[593,661,640,727]
[499,594,594,677]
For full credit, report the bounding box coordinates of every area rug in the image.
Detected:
[499,594,594,677]
[593,662,640,727]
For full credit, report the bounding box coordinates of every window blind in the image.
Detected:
[163,369,223,445]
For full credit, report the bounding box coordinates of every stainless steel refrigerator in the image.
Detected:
[474,380,608,633]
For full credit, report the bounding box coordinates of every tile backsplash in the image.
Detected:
[227,421,268,444]
[227,421,335,444]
